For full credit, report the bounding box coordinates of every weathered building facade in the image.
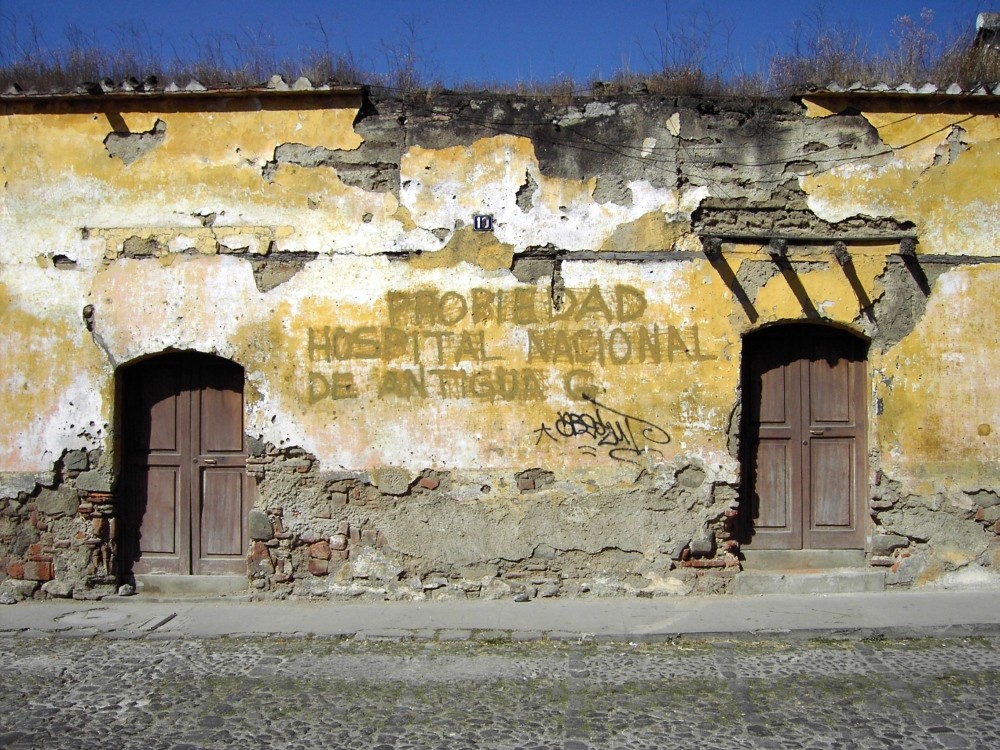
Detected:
[1,78,998,600]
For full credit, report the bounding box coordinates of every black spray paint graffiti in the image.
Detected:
[533,394,671,464]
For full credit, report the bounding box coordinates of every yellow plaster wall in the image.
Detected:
[0,271,108,469]
[0,94,997,499]
[877,264,1000,493]
[225,257,739,477]
[801,99,1000,258]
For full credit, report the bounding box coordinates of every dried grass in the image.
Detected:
[0,9,996,97]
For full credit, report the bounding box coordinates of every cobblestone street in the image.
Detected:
[0,635,998,749]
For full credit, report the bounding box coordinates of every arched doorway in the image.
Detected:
[121,352,250,575]
[739,325,868,550]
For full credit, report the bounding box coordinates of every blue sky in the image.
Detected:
[1,0,996,85]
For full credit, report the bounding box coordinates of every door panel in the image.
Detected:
[755,441,793,529]
[808,356,852,423]
[141,467,180,555]
[123,353,250,576]
[200,469,246,557]
[199,380,244,453]
[741,326,867,550]
[810,440,854,527]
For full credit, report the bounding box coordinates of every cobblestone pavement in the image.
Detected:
[1,636,998,749]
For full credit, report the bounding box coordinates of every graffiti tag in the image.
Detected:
[534,394,671,464]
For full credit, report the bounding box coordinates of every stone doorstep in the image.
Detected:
[735,550,883,595]
[740,549,868,571]
[133,574,249,598]
[733,568,886,595]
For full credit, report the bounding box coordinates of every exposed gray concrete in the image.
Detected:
[3,587,1000,642]
[741,549,868,570]
[732,568,886,595]
[134,575,248,597]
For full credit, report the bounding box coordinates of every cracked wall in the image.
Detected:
[0,89,997,599]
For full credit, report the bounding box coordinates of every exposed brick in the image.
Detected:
[375,530,388,548]
[308,558,329,576]
[418,476,440,491]
[339,520,351,536]
[517,476,536,491]
[6,562,24,579]
[330,492,348,507]
[299,530,320,545]
[360,529,377,546]
[23,560,54,581]
[248,541,271,563]
[683,558,726,568]
[309,540,331,560]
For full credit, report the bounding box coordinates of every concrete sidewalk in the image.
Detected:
[2,587,1000,642]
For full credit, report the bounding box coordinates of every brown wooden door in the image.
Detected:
[123,353,250,575]
[741,326,867,549]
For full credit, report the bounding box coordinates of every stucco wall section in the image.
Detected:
[801,98,1000,258]
[1,90,998,599]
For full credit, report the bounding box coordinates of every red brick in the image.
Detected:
[309,541,331,560]
[308,558,329,576]
[418,476,440,491]
[23,561,54,581]
[517,477,535,491]
[248,541,271,563]
[6,562,24,579]
[683,558,726,568]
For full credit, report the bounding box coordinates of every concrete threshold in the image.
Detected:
[736,550,883,595]
[741,549,867,570]
[733,568,885,595]
[133,574,248,598]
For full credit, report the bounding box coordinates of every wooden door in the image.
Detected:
[122,353,250,575]
[740,326,867,549]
